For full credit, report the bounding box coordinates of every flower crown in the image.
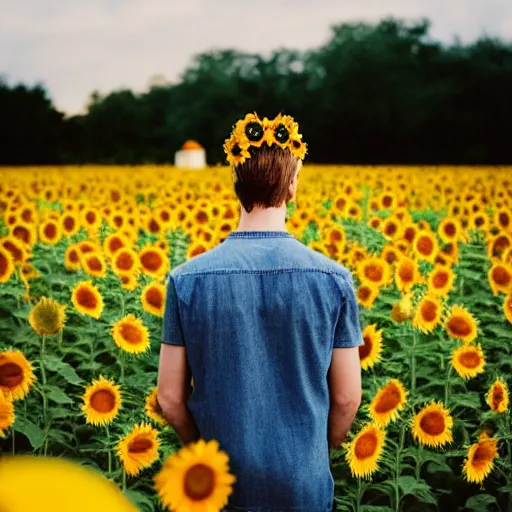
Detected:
[223,112,307,166]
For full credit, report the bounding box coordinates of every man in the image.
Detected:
[158,113,363,512]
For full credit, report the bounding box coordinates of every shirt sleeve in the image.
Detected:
[333,272,364,349]
[162,274,186,346]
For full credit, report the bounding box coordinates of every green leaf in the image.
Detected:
[396,476,436,505]
[464,494,497,512]
[43,354,83,385]
[49,407,74,420]
[124,490,155,512]
[13,416,44,449]
[44,385,74,405]
[361,507,393,512]
[426,460,453,476]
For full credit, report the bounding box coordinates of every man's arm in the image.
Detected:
[328,346,362,448]
[157,344,200,445]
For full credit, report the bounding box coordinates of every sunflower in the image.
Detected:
[81,207,102,233]
[438,217,463,244]
[11,222,37,247]
[29,296,66,335]
[369,379,407,427]
[487,233,511,260]
[141,281,165,317]
[234,112,266,147]
[444,304,478,344]
[0,391,15,436]
[413,232,439,263]
[39,219,62,246]
[488,260,512,296]
[359,324,383,370]
[0,246,15,283]
[60,212,81,237]
[103,232,130,258]
[121,273,139,291]
[486,378,509,413]
[78,240,101,255]
[358,256,391,288]
[1,236,28,265]
[145,387,166,425]
[395,256,421,293]
[494,207,511,231]
[111,314,150,354]
[356,283,379,309]
[81,252,107,279]
[117,423,160,476]
[64,244,82,271]
[139,246,169,278]
[451,344,486,380]
[21,262,39,281]
[381,217,402,240]
[504,293,512,324]
[412,294,442,334]
[187,240,208,260]
[345,423,386,479]
[154,438,236,511]
[402,223,418,245]
[428,265,455,298]
[381,245,401,266]
[411,402,453,448]
[223,138,251,166]
[462,433,499,484]
[81,376,122,426]
[369,216,383,231]
[324,225,346,246]
[71,281,104,319]
[112,248,140,277]
[391,294,415,323]
[0,350,36,401]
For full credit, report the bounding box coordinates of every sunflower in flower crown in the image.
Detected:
[224,112,307,166]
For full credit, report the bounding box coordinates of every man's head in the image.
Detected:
[224,113,307,213]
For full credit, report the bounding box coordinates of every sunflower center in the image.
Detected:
[80,244,94,254]
[359,336,373,360]
[196,211,209,224]
[433,271,449,288]
[492,236,509,256]
[190,245,207,258]
[364,264,383,282]
[184,464,215,501]
[458,350,481,369]
[444,223,456,237]
[0,252,9,276]
[119,323,143,344]
[117,251,135,270]
[447,316,471,336]
[13,225,30,244]
[76,287,98,309]
[404,227,415,243]
[128,436,153,454]
[417,236,434,255]
[492,266,510,286]
[0,363,23,388]
[148,218,160,233]
[471,442,496,469]
[384,222,397,237]
[146,287,163,309]
[398,263,414,282]
[109,237,124,254]
[354,432,378,459]
[3,241,23,262]
[374,384,401,413]
[141,251,163,271]
[22,209,33,222]
[85,211,96,224]
[382,195,393,208]
[498,212,510,227]
[330,230,343,243]
[64,216,76,231]
[384,251,398,265]
[492,386,504,410]
[68,249,79,263]
[421,300,438,322]
[420,411,445,436]
[44,223,57,239]
[87,256,103,272]
[358,286,371,301]
[90,389,116,413]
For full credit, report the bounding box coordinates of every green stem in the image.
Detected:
[394,424,406,512]
[11,429,15,455]
[356,478,363,512]
[106,425,112,475]
[444,367,452,408]
[40,334,49,456]
[40,334,47,385]
[411,328,417,397]
[119,351,125,384]
[122,469,127,492]
[120,293,125,317]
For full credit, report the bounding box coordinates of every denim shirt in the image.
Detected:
[162,231,363,512]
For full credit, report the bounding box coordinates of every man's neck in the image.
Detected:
[236,205,287,232]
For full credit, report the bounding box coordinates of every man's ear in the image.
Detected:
[288,161,302,200]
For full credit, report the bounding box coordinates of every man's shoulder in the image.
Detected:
[291,240,351,279]
[170,243,225,279]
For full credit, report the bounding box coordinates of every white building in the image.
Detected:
[174,140,206,169]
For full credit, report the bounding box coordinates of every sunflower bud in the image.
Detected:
[391,294,414,323]
[28,297,66,335]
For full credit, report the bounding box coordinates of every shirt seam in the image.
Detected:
[173,268,349,278]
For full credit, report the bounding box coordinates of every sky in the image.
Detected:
[1,0,511,115]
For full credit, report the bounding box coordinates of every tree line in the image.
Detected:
[1,18,511,166]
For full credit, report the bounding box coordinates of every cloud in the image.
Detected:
[1,0,511,114]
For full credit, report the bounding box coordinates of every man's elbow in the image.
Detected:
[331,391,362,414]
[157,389,187,424]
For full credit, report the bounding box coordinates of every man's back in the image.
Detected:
[163,230,363,511]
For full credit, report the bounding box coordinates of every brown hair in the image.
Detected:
[233,145,299,213]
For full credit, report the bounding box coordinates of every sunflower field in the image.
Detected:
[0,165,511,512]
